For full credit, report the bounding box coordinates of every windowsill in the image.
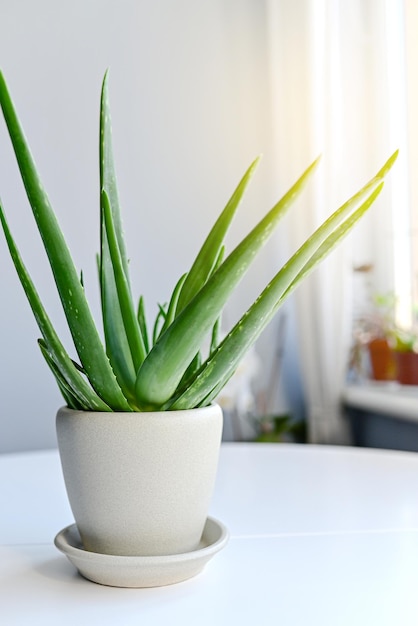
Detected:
[342,382,418,423]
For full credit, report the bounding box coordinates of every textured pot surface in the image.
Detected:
[56,404,223,557]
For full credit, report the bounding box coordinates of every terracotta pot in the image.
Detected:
[56,404,223,557]
[368,338,396,381]
[394,351,418,385]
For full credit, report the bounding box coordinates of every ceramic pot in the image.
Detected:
[56,404,223,557]
[394,351,418,385]
[368,338,396,381]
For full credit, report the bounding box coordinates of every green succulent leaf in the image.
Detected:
[0,71,130,411]
[100,70,130,275]
[170,182,386,410]
[177,351,202,392]
[159,273,188,336]
[137,296,150,354]
[102,190,146,372]
[184,146,398,410]
[38,339,85,410]
[152,304,168,346]
[135,156,321,408]
[176,155,261,314]
[99,70,140,402]
[0,69,398,414]
[99,237,137,402]
[209,245,225,355]
[0,201,111,411]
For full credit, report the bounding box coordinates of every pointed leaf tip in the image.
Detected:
[376,150,398,179]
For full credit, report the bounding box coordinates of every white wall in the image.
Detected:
[0,0,300,451]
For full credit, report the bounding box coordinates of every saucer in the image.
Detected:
[54,516,229,588]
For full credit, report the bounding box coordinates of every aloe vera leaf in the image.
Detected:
[176,155,261,314]
[137,296,150,354]
[174,255,224,391]
[209,245,225,355]
[0,71,129,410]
[170,183,384,410]
[100,70,130,276]
[38,339,85,410]
[212,244,226,272]
[0,202,111,411]
[280,199,382,300]
[159,273,188,336]
[99,71,138,396]
[152,305,167,346]
[100,247,137,401]
[376,149,399,177]
[210,316,222,356]
[102,190,146,371]
[134,156,321,407]
[99,235,137,401]
[176,351,202,393]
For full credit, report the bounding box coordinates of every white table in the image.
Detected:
[2,443,418,625]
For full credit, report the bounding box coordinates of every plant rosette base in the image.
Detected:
[56,403,223,558]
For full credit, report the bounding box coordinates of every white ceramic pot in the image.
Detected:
[56,404,223,557]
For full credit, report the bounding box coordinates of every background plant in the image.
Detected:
[0,70,397,412]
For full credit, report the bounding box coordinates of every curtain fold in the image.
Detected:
[267,0,405,443]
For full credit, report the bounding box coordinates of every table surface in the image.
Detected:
[2,442,418,625]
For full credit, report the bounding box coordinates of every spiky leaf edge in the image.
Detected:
[169,183,385,409]
[0,70,129,410]
[99,70,141,401]
[0,200,110,411]
[135,157,321,408]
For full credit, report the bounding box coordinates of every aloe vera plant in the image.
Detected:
[0,70,397,412]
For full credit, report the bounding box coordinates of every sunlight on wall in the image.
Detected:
[385,0,412,328]
[405,0,418,324]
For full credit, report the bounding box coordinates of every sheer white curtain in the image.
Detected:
[267,0,406,443]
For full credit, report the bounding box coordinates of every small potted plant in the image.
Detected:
[349,288,397,382]
[392,327,418,385]
[367,292,397,381]
[367,297,418,386]
[0,69,397,586]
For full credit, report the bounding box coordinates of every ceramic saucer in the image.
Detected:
[54,516,229,588]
